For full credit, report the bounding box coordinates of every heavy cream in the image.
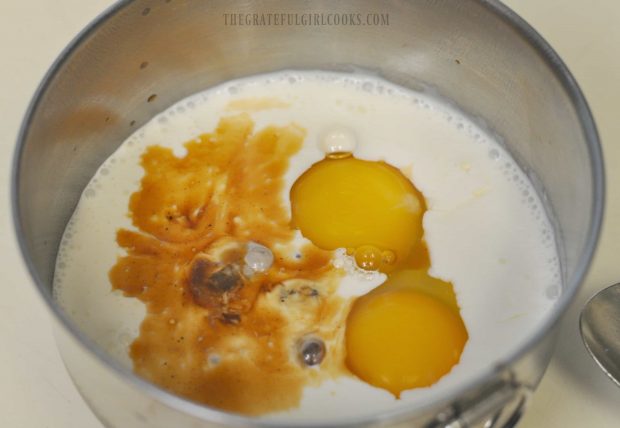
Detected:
[53,71,561,422]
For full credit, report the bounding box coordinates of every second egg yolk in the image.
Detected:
[290,155,424,272]
[345,286,468,397]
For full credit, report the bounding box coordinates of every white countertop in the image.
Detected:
[1,1,619,427]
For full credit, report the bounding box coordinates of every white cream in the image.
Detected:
[53,71,561,422]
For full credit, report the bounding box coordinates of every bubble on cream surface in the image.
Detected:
[319,125,357,154]
[53,71,562,422]
[243,241,274,276]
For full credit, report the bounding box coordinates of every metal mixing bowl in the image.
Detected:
[12,0,604,427]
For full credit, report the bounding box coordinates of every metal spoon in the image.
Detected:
[580,283,620,387]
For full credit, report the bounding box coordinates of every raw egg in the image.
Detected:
[290,150,467,398]
[345,286,468,396]
[290,155,425,272]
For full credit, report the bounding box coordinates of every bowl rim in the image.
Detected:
[11,0,605,426]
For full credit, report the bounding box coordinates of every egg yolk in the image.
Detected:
[345,283,468,397]
[290,152,467,397]
[290,155,424,272]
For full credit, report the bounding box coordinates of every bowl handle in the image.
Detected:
[426,371,532,428]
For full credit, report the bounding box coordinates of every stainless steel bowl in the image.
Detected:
[12,1,604,427]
